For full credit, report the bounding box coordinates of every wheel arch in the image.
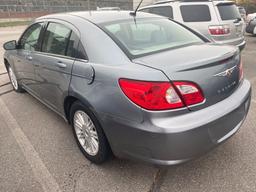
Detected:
[64,93,113,154]
[64,92,97,124]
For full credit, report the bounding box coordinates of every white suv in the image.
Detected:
[139,0,246,50]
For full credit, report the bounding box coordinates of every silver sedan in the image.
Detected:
[3,11,251,165]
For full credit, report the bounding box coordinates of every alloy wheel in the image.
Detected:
[73,110,99,156]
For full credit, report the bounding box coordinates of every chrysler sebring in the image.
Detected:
[3,11,251,165]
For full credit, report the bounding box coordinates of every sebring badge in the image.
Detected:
[214,66,237,77]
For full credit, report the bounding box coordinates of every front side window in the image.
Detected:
[42,23,72,56]
[102,18,204,58]
[20,23,43,51]
[217,4,241,21]
[180,5,211,22]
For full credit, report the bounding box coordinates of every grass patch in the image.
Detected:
[0,20,30,27]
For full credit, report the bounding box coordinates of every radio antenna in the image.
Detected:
[130,0,144,16]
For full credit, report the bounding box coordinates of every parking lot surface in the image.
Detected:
[0,26,255,192]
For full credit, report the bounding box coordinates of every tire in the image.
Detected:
[7,65,24,93]
[70,101,111,164]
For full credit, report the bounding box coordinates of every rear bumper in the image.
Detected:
[103,80,251,165]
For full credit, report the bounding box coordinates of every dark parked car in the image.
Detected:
[3,11,251,165]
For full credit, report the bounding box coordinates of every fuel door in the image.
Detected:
[72,60,95,84]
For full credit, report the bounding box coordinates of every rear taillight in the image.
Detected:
[239,60,244,81]
[209,25,230,35]
[119,79,204,110]
[173,82,205,106]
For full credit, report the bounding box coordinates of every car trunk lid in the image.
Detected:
[133,44,241,111]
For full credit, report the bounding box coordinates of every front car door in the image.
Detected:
[15,22,43,92]
[32,21,78,114]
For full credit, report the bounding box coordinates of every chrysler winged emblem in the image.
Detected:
[214,66,236,77]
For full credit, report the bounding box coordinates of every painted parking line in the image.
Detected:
[0,90,13,97]
[0,98,62,192]
[0,72,7,76]
[0,82,11,87]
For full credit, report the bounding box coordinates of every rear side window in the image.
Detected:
[76,43,88,60]
[217,4,241,20]
[140,6,173,19]
[150,6,173,19]
[180,5,211,22]
[42,23,72,56]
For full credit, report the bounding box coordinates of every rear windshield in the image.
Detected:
[180,5,211,22]
[101,18,204,59]
[217,4,241,20]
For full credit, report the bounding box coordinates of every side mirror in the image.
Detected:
[3,40,17,50]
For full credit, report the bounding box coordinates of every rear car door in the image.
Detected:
[33,21,78,113]
[15,22,43,92]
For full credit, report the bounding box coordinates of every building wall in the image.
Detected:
[0,0,134,11]
[0,0,134,18]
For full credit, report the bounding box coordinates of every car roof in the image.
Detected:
[38,10,163,24]
[152,0,234,5]
[139,0,235,10]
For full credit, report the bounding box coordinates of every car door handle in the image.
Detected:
[56,61,67,68]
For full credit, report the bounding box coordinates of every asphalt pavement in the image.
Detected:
[0,26,255,192]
